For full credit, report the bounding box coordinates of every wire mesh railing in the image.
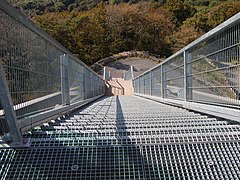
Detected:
[0,1,105,142]
[134,13,240,109]
[103,67,112,81]
[123,66,134,80]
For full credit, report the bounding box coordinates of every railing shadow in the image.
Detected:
[115,96,159,179]
[1,96,160,179]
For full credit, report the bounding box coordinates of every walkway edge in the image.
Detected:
[19,94,104,132]
[135,93,240,123]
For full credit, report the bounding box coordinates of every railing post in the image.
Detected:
[102,79,105,95]
[144,77,146,95]
[184,51,193,101]
[82,67,85,100]
[108,71,111,80]
[130,66,134,80]
[103,67,106,80]
[138,78,140,94]
[150,71,152,96]
[0,60,22,143]
[83,67,87,99]
[137,79,139,93]
[161,65,165,98]
[60,54,70,105]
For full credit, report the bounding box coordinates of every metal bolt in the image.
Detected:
[71,165,79,171]
[207,160,214,166]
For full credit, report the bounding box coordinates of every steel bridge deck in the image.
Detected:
[1,96,240,179]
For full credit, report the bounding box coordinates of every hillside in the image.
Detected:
[104,57,158,78]
[8,0,102,15]
[8,0,240,16]
[91,51,160,78]
[7,0,240,65]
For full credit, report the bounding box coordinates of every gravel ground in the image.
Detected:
[106,57,158,78]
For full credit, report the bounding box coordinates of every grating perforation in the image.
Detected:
[1,96,240,179]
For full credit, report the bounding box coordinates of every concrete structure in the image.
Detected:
[105,78,134,96]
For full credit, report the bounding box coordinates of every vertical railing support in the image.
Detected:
[83,67,87,99]
[91,73,93,98]
[0,60,22,143]
[184,51,193,101]
[103,67,106,80]
[161,65,165,98]
[60,54,70,105]
[130,66,134,80]
[150,71,152,96]
[82,67,86,100]
[143,77,146,95]
[138,78,141,93]
[103,67,111,81]
[108,71,111,80]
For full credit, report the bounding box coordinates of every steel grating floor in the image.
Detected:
[1,96,240,179]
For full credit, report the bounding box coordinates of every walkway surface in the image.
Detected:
[1,96,240,179]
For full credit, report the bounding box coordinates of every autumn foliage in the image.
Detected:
[33,3,175,64]
[30,1,240,65]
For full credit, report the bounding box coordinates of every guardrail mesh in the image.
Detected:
[123,66,134,80]
[163,53,184,99]
[0,8,63,118]
[0,2,105,138]
[151,66,162,97]
[189,22,240,105]
[134,13,240,108]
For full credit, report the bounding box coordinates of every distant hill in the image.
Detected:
[91,51,161,77]
[7,0,237,16]
[8,0,102,16]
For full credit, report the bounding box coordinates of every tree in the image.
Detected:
[183,1,240,32]
[54,2,66,12]
[170,26,202,52]
[163,0,196,26]
[207,1,240,29]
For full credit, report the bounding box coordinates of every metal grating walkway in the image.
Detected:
[1,96,240,179]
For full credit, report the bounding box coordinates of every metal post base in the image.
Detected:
[1,134,30,148]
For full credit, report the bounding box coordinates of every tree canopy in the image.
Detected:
[7,0,240,65]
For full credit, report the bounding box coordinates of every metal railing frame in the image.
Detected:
[123,66,134,80]
[0,0,105,144]
[103,67,112,81]
[133,13,240,122]
[0,60,22,143]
